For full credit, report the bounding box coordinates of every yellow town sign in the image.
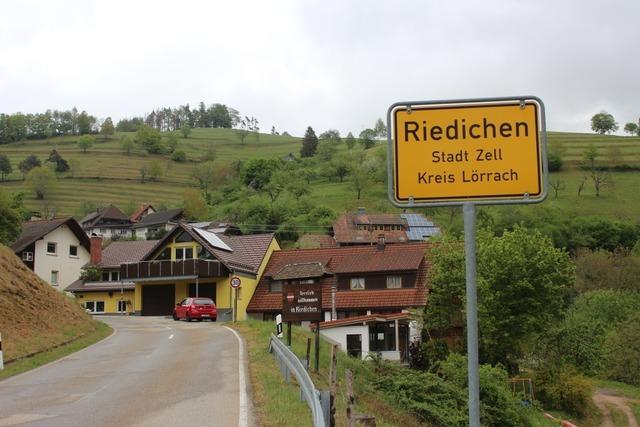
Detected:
[387,98,547,206]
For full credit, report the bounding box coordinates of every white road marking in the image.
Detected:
[168,334,174,340]
[224,326,248,427]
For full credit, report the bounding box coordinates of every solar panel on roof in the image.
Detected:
[193,227,233,252]
[401,214,441,240]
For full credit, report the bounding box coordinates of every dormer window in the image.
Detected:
[350,278,365,290]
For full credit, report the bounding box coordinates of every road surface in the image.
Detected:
[0,316,251,427]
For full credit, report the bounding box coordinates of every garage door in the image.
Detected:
[142,284,175,316]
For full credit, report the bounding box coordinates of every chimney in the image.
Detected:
[90,235,103,265]
[377,234,386,251]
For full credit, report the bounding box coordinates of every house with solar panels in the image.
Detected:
[116,222,279,319]
[331,208,440,246]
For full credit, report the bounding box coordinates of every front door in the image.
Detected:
[142,284,175,316]
[346,334,362,359]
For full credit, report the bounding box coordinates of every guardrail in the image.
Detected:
[268,333,329,427]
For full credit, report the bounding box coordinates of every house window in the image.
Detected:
[373,225,384,231]
[357,225,367,230]
[175,247,194,260]
[22,252,33,261]
[369,322,396,352]
[85,301,105,313]
[69,245,78,257]
[291,279,314,285]
[269,280,283,293]
[386,276,402,289]
[47,242,57,255]
[117,300,127,313]
[111,271,120,281]
[350,278,365,290]
[51,270,59,285]
[99,228,107,234]
[102,271,110,281]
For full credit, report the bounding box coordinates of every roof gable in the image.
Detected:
[10,217,90,253]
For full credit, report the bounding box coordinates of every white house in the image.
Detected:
[10,217,91,291]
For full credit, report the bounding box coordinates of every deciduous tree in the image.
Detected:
[0,189,22,244]
[120,135,134,155]
[77,135,95,153]
[100,117,115,139]
[26,166,57,199]
[18,154,41,176]
[0,154,12,181]
[623,122,638,136]
[590,111,618,134]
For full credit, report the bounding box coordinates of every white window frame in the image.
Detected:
[269,280,283,293]
[51,270,59,286]
[350,277,365,290]
[386,276,402,289]
[85,301,105,313]
[22,252,33,261]
[47,242,57,255]
[69,245,78,257]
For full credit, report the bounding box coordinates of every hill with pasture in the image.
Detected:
[0,244,100,362]
[0,128,639,224]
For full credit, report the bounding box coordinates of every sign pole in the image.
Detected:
[314,322,320,372]
[234,287,238,323]
[463,202,480,427]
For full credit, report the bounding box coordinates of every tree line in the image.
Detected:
[116,102,240,133]
[0,108,109,144]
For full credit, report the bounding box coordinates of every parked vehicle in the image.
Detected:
[173,298,217,322]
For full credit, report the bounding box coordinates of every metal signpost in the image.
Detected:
[387,97,547,427]
[230,276,242,322]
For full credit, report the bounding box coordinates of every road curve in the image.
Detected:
[0,316,250,427]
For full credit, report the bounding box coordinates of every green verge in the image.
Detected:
[232,320,426,427]
[0,321,112,381]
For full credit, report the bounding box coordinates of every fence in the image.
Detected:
[268,333,329,427]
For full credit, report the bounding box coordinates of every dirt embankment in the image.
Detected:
[0,244,97,361]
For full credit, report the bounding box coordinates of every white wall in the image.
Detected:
[320,325,369,360]
[34,224,90,291]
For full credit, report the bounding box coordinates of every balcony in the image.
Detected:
[120,259,226,281]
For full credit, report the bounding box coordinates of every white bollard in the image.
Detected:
[0,332,4,370]
[276,314,283,338]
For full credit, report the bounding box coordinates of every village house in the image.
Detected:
[116,222,279,319]
[67,238,159,314]
[131,208,184,240]
[10,217,91,291]
[332,208,440,246]
[246,239,431,362]
[80,205,133,240]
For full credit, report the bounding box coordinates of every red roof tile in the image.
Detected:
[100,240,159,268]
[332,213,409,244]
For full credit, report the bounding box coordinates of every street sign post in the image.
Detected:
[230,276,241,322]
[387,97,547,427]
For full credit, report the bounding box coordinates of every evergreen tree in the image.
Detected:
[300,126,318,157]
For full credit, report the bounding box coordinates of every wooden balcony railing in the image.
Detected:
[120,259,225,280]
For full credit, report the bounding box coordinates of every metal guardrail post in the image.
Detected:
[268,334,328,427]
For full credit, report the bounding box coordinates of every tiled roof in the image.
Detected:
[130,204,154,222]
[272,262,329,280]
[247,243,431,313]
[66,279,135,293]
[354,213,407,226]
[144,223,275,275]
[318,312,411,329]
[80,205,130,228]
[332,213,409,244]
[132,208,183,228]
[10,217,90,253]
[100,240,159,268]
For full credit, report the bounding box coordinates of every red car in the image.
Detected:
[173,297,217,322]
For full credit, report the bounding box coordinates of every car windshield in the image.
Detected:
[194,298,214,305]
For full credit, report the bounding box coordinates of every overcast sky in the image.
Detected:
[1,0,638,137]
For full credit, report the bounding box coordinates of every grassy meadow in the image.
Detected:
[0,128,639,220]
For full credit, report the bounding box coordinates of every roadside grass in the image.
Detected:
[232,320,425,427]
[595,379,640,400]
[0,321,112,381]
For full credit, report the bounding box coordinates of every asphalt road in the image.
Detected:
[0,316,251,427]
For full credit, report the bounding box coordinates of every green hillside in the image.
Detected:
[0,128,639,222]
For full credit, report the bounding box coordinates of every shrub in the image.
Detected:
[534,364,594,418]
[171,150,186,162]
[548,151,564,171]
[603,313,640,385]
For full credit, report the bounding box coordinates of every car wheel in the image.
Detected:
[172,312,179,321]
[186,313,192,322]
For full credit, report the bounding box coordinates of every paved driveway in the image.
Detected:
[0,316,251,427]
